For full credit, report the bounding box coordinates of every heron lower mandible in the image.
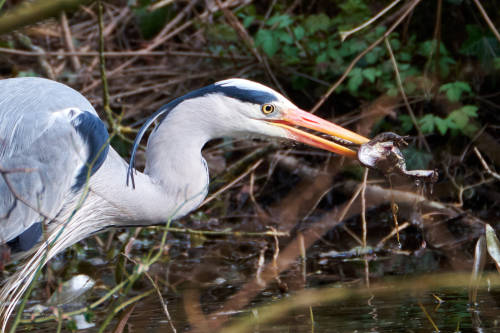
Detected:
[0,77,369,327]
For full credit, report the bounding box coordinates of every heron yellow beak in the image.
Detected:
[268,108,370,157]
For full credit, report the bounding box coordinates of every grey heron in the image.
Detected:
[0,77,369,327]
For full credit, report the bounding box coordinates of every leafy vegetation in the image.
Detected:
[187,0,499,143]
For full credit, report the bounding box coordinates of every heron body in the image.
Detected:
[0,77,369,327]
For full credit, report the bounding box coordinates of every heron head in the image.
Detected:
[204,78,370,157]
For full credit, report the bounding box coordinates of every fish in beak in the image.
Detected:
[268,108,370,157]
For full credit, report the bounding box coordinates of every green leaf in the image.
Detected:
[434,116,449,135]
[387,86,398,97]
[315,52,328,64]
[439,81,471,102]
[242,15,255,28]
[327,45,340,60]
[255,29,279,56]
[447,105,478,131]
[347,68,363,93]
[267,14,293,28]
[418,40,450,57]
[17,71,37,77]
[134,6,170,39]
[293,26,305,40]
[438,56,456,78]
[419,114,435,133]
[448,110,469,129]
[405,82,417,95]
[418,40,436,57]
[464,123,479,136]
[362,68,380,83]
[460,105,478,117]
[282,45,299,62]
[304,14,331,34]
[399,114,414,133]
[364,49,379,64]
[399,52,411,62]
[275,30,293,44]
[338,0,370,16]
[460,24,500,68]
[374,26,387,36]
[390,38,401,51]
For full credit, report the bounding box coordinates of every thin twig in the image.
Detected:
[13,32,55,80]
[216,0,262,63]
[418,302,439,331]
[473,147,500,181]
[0,47,247,59]
[432,0,442,80]
[342,225,363,246]
[361,169,369,288]
[384,36,430,152]
[339,0,402,41]
[148,226,289,238]
[97,0,114,128]
[472,0,500,43]
[148,0,174,11]
[363,259,370,288]
[200,159,263,207]
[60,11,81,71]
[361,169,368,248]
[376,222,410,248]
[125,254,177,333]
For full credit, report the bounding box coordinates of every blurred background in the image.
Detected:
[1,0,499,331]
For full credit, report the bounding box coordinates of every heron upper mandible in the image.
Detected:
[0,77,369,326]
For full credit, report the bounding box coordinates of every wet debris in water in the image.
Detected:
[357,132,438,183]
[47,274,95,306]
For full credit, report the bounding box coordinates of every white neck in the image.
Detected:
[84,97,228,226]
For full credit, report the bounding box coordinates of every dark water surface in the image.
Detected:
[20,285,500,332]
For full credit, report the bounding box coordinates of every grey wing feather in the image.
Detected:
[0,78,109,246]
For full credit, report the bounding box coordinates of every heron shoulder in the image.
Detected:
[70,110,110,191]
[0,78,109,248]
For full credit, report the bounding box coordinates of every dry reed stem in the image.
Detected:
[384,36,430,152]
[339,0,402,41]
[474,147,500,181]
[472,0,500,43]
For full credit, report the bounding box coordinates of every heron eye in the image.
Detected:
[261,104,275,114]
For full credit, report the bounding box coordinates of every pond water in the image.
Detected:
[21,287,500,332]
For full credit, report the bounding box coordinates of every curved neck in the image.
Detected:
[88,94,259,226]
[88,100,217,225]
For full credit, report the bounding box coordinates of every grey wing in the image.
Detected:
[0,78,109,251]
